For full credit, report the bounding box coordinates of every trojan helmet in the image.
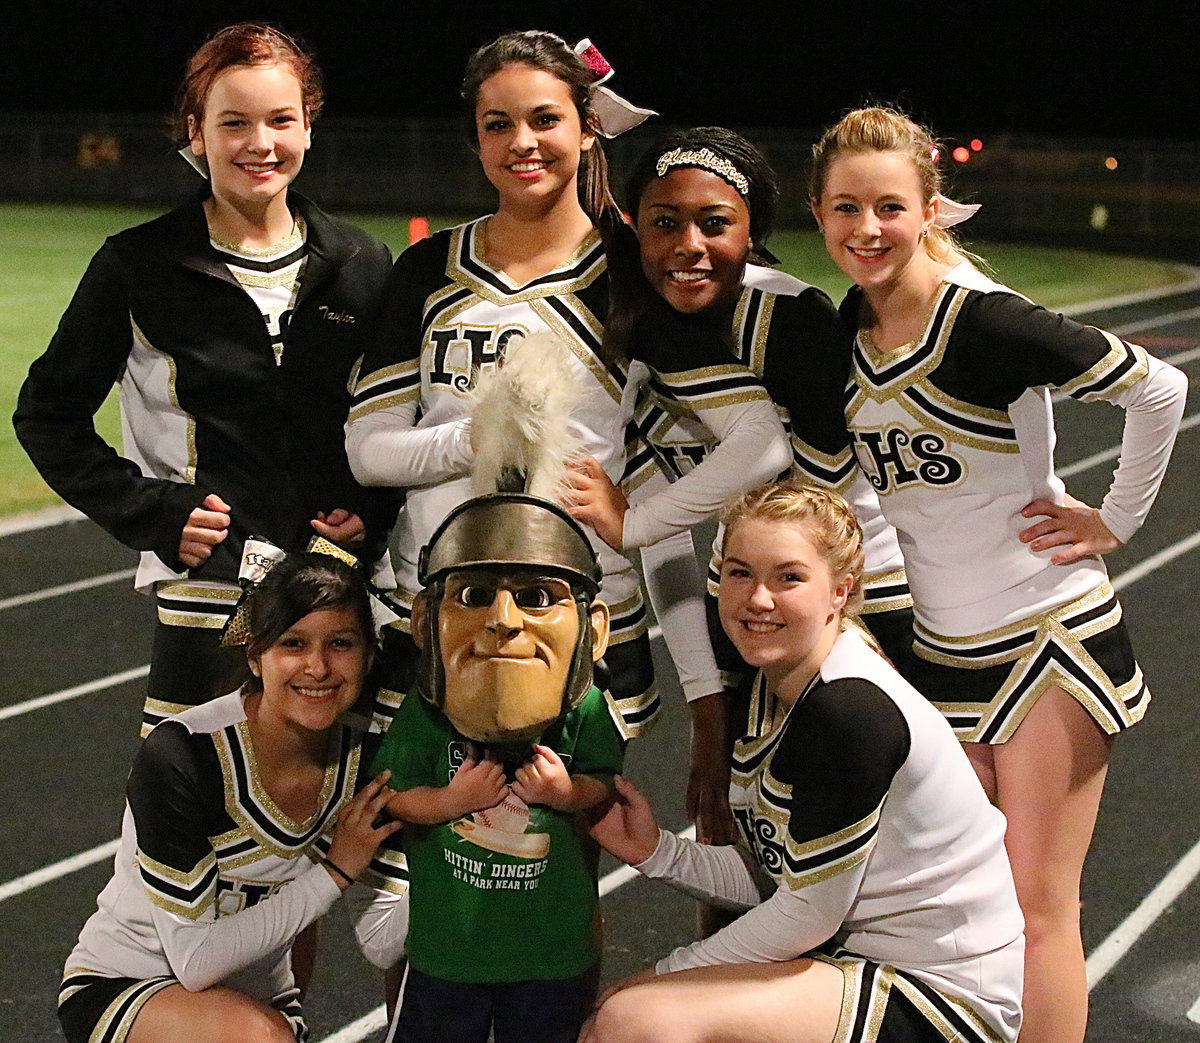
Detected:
[414,493,604,719]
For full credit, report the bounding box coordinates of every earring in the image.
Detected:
[921,228,929,239]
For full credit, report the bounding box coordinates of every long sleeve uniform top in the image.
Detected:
[62,693,408,1002]
[636,628,1025,1040]
[841,262,1188,636]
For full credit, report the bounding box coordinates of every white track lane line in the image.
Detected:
[1086,836,1200,990]
[315,827,698,1043]
[0,568,134,612]
[1058,273,1200,318]
[1058,411,1200,479]
[0,665,149,723]
[0,840,119,904]
[1111,305,1200,338]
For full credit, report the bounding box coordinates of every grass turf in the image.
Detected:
[1,201,1191,518]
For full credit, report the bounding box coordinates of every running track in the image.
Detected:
[1,281,1197,1041]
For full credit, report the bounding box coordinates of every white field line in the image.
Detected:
[0,665,149,723]
[1110,305,1200,338]
[0,840,119,904]
[1058,270,1200,318]
[315,827,698,1043]
[0,568,135,612]
[1086,834,1200,990]
[0,504,85,536]
[1058,410,1200,479]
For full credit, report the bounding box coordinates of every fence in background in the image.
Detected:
[2,113,1196,260]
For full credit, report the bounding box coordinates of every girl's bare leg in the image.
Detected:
[582,958,843,1043]
[128,983,296,1043]
[989,686,1112,1043]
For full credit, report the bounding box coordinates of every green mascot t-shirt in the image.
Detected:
[372,686,624,983]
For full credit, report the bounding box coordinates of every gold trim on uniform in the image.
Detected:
[209,217,305,257]
[137,847,217,920]
[604,684,658,742]
[75,975,176,1043]
[349,387,420,423]
[228,264,304,291]
[360,849,410,895]
[141,697,192,737]
[603,589,648,641]
[890,973,1005,1042]
[155,581,240,628]
[354,359,418,395]
[1058,334,1149,401]
[921,583,1148,742]
[449,219,605,306]
[860,568,914,613]
[741,288,774,375]
[531,297,621,405]
[782,803,880,891]
[915,582,1117,664]
[856,283,960,376]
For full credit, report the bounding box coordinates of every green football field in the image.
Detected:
[1,201,1191,518]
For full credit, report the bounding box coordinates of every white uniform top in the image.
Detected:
[62,694,407,1001]
[628,264,909,611]
[636,628,1025,1040]
[845,262,1187,636]
[346,219,788,708]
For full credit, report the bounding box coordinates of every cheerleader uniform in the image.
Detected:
[842,262,1187,742]
[346,219,788,736]
[627,264,916,687]
[58,693,408,1043]
[633,627,1025,1042]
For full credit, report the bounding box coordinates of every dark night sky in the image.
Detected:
[2,1,1196,141]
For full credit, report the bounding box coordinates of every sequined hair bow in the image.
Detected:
[573,38,656,138]
[219,535,386,647]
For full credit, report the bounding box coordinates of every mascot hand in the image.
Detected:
[512,744,573,809]
[447,755,510,817]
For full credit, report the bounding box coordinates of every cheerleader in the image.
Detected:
[809,106,1187,1042]
[58,552,407,1043]
[608,127,917,842]
[346,32,788,741]
[584,482,1024,1043]
[14,23,397,733]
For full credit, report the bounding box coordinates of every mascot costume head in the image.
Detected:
[408,331,611,759]
[411,492,610,748]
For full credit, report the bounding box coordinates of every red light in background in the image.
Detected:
[970,138,983,152]
[952,146,970,163]
[931,147,941,162]
[1104,156,1119,171]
